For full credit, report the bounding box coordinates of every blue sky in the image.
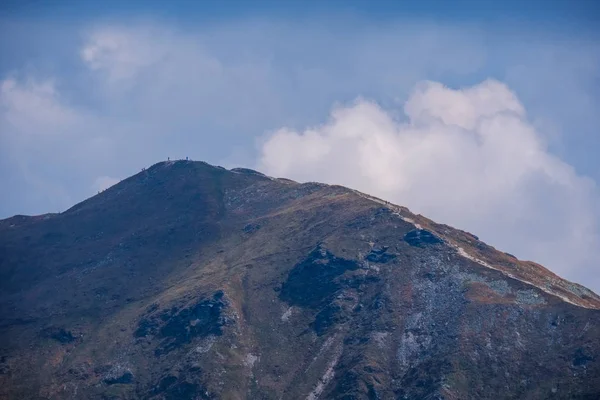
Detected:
[2,0,598,22]
[1,1,600,291]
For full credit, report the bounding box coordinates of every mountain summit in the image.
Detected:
[1,160,599,399]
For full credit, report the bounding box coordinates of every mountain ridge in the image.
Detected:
[1,159,599,399]
[7,160,593,309]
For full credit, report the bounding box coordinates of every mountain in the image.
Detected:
[1,160,599,400]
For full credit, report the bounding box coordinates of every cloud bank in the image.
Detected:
[259,80,600,290]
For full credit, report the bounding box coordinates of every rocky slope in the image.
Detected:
[0,160,599,399]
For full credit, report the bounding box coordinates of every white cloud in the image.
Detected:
[81,27,170,83]
[1,78,80,136]
[0,76,120,213]
[258,79,600,290]
[404,80,525,130]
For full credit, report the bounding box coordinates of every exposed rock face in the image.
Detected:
[0,160,599,399]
